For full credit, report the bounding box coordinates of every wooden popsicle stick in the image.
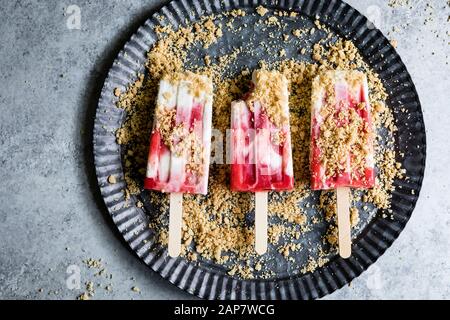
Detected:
[336,187,351,259]
[168,193,183,258]
[255,191,268,255]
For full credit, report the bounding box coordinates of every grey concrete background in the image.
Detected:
[0,0,448,300]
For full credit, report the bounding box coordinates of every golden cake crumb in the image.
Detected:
[350,207,360,227]
[77,292,90,301]
[292,29,302,37]
[390,39,398,48]
[229,9,246,17]
[107,175,117,184]
[131,286,141,293]
[267,16,279,26]
[256,6,269,17]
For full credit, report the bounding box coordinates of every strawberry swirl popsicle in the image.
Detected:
[230,69,294,254]
[144,71,213,257]
[310,70,375,258]
[144,72,213,195]
[310,70,375,190]
[230,70,294,192]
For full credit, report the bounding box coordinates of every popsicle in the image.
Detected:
[230,70,294,254]
[144,71,213,257]
[310,70,375,258]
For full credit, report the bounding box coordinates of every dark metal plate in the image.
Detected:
[93,0,426,300]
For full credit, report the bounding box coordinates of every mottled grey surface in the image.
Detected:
[0,0,448,300]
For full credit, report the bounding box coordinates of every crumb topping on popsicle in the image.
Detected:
[145,71,213,193]
[312,71,374,184]
[318,106,370,179]
[246,70,289,128]
[162,71,213,98]
[154,105,205,168]
[156,72,212,160]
